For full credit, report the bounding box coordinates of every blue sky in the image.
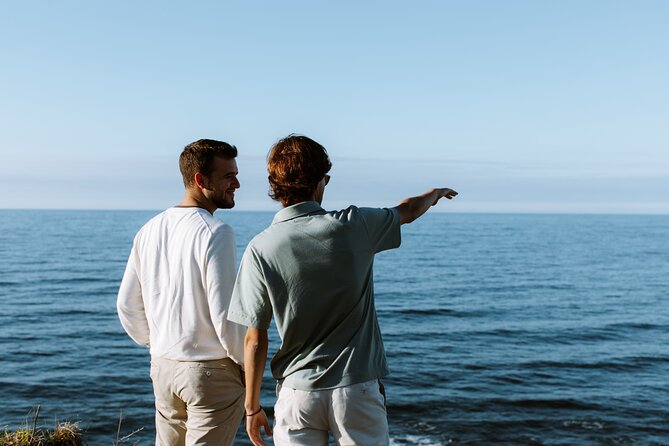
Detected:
[1,1,667,213]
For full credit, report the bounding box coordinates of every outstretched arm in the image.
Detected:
[395,188,458,225]
[244,327,272,446]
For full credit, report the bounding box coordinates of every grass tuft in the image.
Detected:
[0,407,84,446]
[48,422,83,446]
[2,407,142,446]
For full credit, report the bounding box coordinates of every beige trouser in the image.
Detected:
[150,356,245,446]
[274,379,389,446]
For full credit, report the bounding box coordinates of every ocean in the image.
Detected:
[0,210,667,445]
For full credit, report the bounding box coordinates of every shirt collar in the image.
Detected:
[272,201,325,224]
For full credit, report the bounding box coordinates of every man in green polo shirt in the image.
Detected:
[228,134,458,446]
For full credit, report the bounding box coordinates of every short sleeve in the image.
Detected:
[359,207,401,253]
[228,245,273,330]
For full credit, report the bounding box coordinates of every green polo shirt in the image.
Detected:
[228,201,401,390]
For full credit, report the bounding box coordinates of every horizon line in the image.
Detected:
[1,207,668,217]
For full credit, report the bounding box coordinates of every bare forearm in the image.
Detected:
[396,187,458,224]
[244,328,268,412]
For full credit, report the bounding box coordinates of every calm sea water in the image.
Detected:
[0,210,668,446]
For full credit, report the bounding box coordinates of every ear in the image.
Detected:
[194,172,207,190]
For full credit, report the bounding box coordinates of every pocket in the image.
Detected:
[274,387,325,430]
[188,359,235,377]
[182,362,244,407]
[342,380,385,409]
[188,362,235,385]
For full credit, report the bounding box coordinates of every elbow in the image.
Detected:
[397,202,418,225]
[244,329,267,352]
[116,299,128,316]
[244,334,259,353]
[406,207,419,224]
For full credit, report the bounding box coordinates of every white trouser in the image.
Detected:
[273,379,389,446]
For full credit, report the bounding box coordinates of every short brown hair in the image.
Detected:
[267,134,332,206]
[179,139,237,187]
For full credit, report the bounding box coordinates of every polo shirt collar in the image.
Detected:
[273,201,325,224]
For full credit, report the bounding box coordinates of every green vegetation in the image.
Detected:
[0,407,83,446]
[1,407,142,446]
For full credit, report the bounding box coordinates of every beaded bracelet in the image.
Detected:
[246,406,263,417]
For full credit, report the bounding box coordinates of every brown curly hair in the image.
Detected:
[267,134,332,207]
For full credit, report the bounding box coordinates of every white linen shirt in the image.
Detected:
[117,207,245,364]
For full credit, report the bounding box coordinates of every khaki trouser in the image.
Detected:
[150,357,245,446]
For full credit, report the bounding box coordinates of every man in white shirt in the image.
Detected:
[117,139,247,446]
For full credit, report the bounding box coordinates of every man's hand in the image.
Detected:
[246,409,272,446]
[244,328,270,445]
[431,188,458,205]
[397,187,459,224]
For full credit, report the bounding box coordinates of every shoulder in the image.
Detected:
[243,225,275,253]
[358,206,399,224]
[134,210,168,240]
[202,217,235,248]
[143,209,169,226]
[162,208,235,243]
[323,205,368,225]
[187,210,232,237]
[349,207,400,243]
[328,206,398,225]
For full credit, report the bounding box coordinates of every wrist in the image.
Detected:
[245,401,260,412]
[245,405,263,417]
